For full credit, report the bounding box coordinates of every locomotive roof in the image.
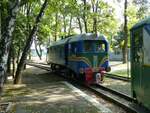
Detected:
[69,33,107,42]
[50,33,107,47]
[50,37,69,47]
[131,16,150,30]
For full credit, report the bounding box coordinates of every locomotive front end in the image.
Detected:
[79,39,110,84]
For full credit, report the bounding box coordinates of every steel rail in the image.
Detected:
[105,73,131,82]
[83,85,136,113]
[94,84,134,102]
[27,63,51,71]
[83,84,150,113]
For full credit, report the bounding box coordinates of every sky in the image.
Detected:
[104,0,124,23]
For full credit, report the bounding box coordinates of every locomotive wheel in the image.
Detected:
[51,64,56,71]
[50,64,53,70]
[80,73,85,81]
[64,69,69,77]
[70,71,76,79]
[55,65,58,70]
[51,64,53,70]
[65,69,74,80]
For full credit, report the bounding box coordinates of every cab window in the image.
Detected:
[69,42,77,54]
[95,42,106,52]
[84,41,93,52]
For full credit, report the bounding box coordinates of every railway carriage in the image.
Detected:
[130,17,150,110]
[47,33,111,84]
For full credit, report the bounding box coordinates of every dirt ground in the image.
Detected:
[1,66,111,113]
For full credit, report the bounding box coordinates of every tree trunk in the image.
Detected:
[122,0,128,63]
[34,38,42,60]
[83,16,88,33]
[28,49,32,60]
[68,15,72,36]
[6,48,11,83]
[92,0,98,34]
[12,54,16,78]
[39,44,42,59]
[7,49,12,74]
[122,45,128,63]
[0,6,1,40]
[77,17,82,33]
[83,0,88,33]
[63,15,66,36]
[0,0,20,93]
[14,0,48,84]
[54,13,58,41]
[26,3,32,61]
[16,45,21,64]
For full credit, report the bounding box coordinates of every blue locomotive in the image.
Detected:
[47,33,111,84]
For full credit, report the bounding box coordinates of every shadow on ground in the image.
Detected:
[1,66,102,113]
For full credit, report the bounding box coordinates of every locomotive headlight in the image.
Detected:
[79,68,84,74]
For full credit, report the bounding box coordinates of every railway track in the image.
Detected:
[94,84,133,102]
[105,73,131,82]
[27,62,51,71]
[85,85,137,113]
[27,61,130,82]
[26,62,150,113]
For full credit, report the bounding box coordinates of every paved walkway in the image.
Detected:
[1,66,111,113]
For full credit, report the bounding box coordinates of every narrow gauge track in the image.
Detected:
[26,62,150,113]
[105,73,131,82]
[94,84,133,102]
[27,62,51,71]
[86,85,137,113]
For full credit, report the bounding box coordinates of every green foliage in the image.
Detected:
[97,1,118,38]
[133,0,150,19]
[12,12,27,56]
[10,0,150,55]
[111,1,149,51]
[127,5,139,29]
[111,30,124,51]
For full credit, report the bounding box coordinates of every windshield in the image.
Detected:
[84,41,106,52]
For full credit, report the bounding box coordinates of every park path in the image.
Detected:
[1,66,111,113]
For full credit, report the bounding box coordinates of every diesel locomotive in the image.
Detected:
[130,17,150,110]
[47,33,111,84]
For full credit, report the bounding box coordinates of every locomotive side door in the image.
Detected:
[131,28,143,99]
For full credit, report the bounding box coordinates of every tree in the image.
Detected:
[9,3,31,77]
[14,0,48,84]
[133,0,150,19]
[0,0,20,93]
[91,0,99,34]
[122,0,128,63]
[83,0,88,33]
[34,37,42,60]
